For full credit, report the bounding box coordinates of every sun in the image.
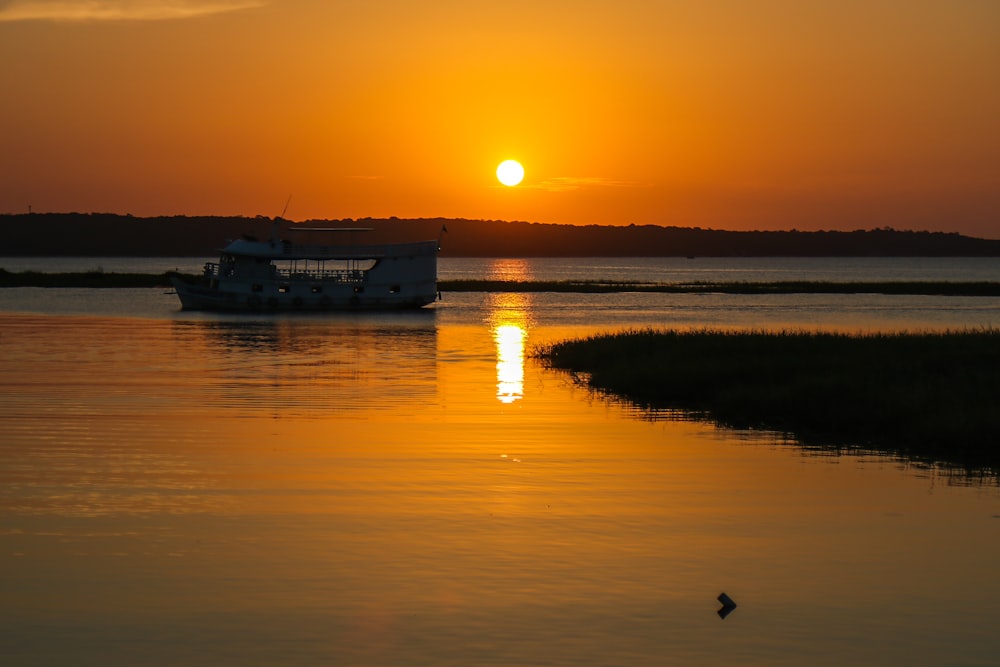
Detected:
[496,160,524,187]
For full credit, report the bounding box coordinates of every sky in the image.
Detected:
[1,0,998,237]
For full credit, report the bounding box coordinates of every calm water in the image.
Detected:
[5,254,1000,283]
[2,258,1000,666]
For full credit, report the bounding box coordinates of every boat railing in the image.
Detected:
[203,262,367,284]
[273,267,367,283]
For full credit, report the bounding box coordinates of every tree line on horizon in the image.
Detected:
[1,212,998,257]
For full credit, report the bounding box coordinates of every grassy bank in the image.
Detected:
[441,279,1000,295]
[0,269,180,288]
[536,329,1000,474]
[3,269,1000,296]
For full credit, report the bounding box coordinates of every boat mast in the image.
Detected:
[270,194,293,244]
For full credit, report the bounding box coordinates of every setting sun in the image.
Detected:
[0,3,997,237]
[496,160,525,187]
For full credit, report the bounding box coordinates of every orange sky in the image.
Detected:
[1,1,998,237]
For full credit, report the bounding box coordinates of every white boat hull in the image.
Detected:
[171,277,438,311]
[170,235,440,312]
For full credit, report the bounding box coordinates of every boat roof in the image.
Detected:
[220,237,437,260]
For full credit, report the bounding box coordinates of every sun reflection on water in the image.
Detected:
[488,290,534,404]
[485,258,534,282]
[485,260,536,403]
[495,322,525,403]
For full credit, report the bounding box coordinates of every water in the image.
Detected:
[2,257,999,666]
[5,255,1000,283]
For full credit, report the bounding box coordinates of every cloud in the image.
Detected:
[0,0,264,22]
[528,176,639,193]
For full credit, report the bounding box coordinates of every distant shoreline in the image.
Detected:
[3,213,999,257]
[2,270,1000,296]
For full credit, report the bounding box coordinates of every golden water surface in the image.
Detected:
[1,306,999,666]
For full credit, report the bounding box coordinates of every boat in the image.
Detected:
[170,225,440,311]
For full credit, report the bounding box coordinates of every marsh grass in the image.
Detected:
[0,269,179,288]
[438,279,1000,295]
[536,329,1000,473]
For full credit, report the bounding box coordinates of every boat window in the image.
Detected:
[278,284,291,294]
[273,258,378,275]
[389,285,401,294]
[251,284,263,292]
[310,286,323,294]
